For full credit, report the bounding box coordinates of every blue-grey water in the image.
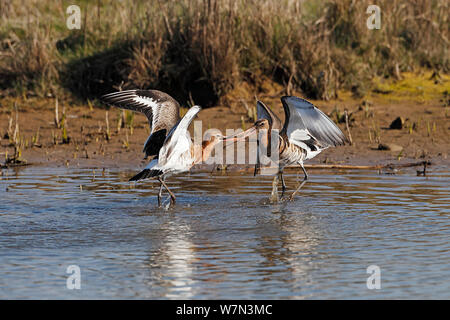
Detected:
[0,166,449,299]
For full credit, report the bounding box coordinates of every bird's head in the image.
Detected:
[201,132,224,150]
[224,119,270,142]
[203,131,223,143]
[254,119,270,130]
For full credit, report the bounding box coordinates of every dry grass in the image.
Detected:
[0,0,448,105]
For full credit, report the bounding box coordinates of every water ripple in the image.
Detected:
[0,166,449,299]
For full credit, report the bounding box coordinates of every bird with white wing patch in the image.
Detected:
[101,91,237,208]
[234,96,348,202]
[129,105,238,208]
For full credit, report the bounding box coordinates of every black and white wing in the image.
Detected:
[281,96,347,150]
[101,90,181,157]
[128,106,201,182]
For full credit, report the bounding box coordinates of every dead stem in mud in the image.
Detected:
[0,92,448,171]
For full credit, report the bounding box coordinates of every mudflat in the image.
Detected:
[1,91,448,173]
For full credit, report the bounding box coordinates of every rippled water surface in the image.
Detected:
[1,166,449,299]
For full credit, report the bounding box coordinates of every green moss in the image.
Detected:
[371,72,450,102]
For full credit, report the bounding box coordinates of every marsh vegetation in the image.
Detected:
[0,0,448,106]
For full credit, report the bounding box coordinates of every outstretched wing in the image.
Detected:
[101,89,180,132]
[256,101,283,130]
[101,89,181,157]
[281,96,347,148]
[158,105,201,165]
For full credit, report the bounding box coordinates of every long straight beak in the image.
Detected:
[215,126,258,149]
[222,126,257,142]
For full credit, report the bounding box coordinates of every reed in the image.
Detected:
[5,103,25,164]
[31,127,41,147]
[247,106,257,123]
[397,149,404,161]
[241,116,246,131]
[125,110,134,135]
[122,129,130,150]
[116,110,123,133]
[60,106,70,144]
[105,111,111,141]
[0,0,447,104]
[54,98,60,128]
[51,130,57,145]
[408,122,414,134]
[344,109,353,145]
[371,120,381,144]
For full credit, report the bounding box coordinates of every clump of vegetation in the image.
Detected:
[104,111,111,141]
[124,110,134,135]
[4,103,26,165]
[60,107,70,144]
[0,0,448,105]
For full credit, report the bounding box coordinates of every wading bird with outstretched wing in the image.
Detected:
[128,105,228,207]
[101,91,231,207]
[236,96,348,202]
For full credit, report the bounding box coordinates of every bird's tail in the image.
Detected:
[129,169,163,181]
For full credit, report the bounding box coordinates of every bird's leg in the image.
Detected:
[280,172,286,198]
[253,163,260,176]
[159,177,176,206]
[254,135,260,176]
[270,174,279,203]
[289,164,308,201]
[157,181,163,208]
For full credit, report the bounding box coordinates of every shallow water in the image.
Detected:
[0,166,449,299]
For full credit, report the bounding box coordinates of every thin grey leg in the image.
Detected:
[157,182,163,207]
[159,177,176,206]
[270,175,279,203]
[280,172,286,197]
[289,164,308,201]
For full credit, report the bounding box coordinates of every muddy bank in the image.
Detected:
[0,93,449,174]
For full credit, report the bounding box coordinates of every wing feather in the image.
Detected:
[281,96,347,147]
[256,101,283,130]
[158,105,201,166]
[100,89,180,133]
[101,89,181,157]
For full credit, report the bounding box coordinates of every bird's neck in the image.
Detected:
[201,140,218,162]
[192,140,218,164]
